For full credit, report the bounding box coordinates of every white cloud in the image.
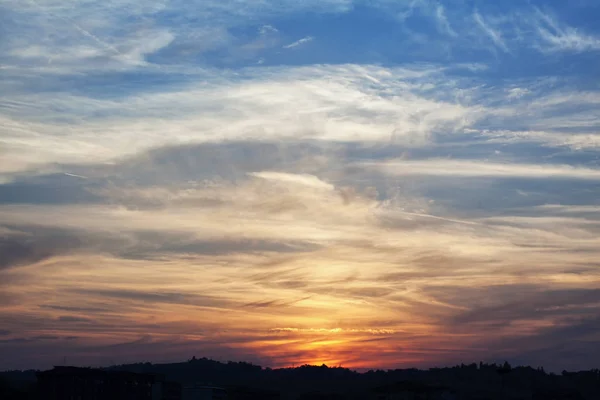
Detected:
[259,25,279,35]
[435,5,457,37]
[534,9,600,52]
[0,64,474,173]
[481,130,600,151]
[2,57,600,175]
[535,204,600,215]
[6,10,175,72]
[250,172,334,191]
[283,36,315,49]
[506,87,530,99]
[368,159,600,180]
[478,87,600,142]
[473,12,509,53]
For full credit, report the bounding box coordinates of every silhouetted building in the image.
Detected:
[36,366,181,400]
[298,392,346,400]
[182,384,227,400]
[532,388,585,400]
[373,381,456,400]
[154,380,183,400]
[228,386,280,400]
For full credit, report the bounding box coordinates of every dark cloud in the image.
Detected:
[0,228,83,270]
[69,288,235,310]
[58,316,93,323]
[78,141,334,188]
[271,280,309,289]
[120,234,320,259]
[40,304,114,313]
[424,284,541,310]
[4,139,597,221]
[245,266,311,290]
[0,141,331,210]
[378,264,488,283]
[0,174,101,205]
[0,330,10,336]
[310,286,395,299]
[1,309,219,339]
[417,177,600,217]
[447,288,600,326]
[0,338,33,345]
[0,225,319,270]
[32,335,61,340]
[242,296,312,309]
[93,335,153,350]
[487,318,600,372]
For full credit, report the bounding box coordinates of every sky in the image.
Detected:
[1,0,600,372]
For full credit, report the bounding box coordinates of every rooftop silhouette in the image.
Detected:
[2,357,599,399]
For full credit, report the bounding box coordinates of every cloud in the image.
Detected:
[4,2,176,73]
[533,9,600,53]
[435,5,457,37]
[0,64,474,174]
[283,36,315,49]
[473,11,509,53]
[41,304,114,313]
[270,327,396,335]
[1,0,353,76]
[0,224,320,271]
[0,174,100,205]
[259,25,279,35]
[447,287,600,326]
[4,61,597,179]
[250,172,334,191]
[366,159,600,180]
[68,288,236,310]
[58,316,92,323]
[0,228,83,270]
[506,87,530,99]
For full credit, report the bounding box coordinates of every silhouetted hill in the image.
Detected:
[2,358,600,399]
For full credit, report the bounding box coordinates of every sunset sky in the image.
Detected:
[1,0,600,372]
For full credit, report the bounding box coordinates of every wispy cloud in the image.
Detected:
[283,36,315,49]
[533,8,600,52]
[473,11,509,53]
[0,64,472,173]
[506,87,530,99]
[260,25,279,35]
[435,5,457,37]
[368,159,600,180]
[250,172,334,191]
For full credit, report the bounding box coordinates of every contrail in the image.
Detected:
[393,210,482,226]
[68,21,122,56]
[63,172,88,179]
[27,0,122,56]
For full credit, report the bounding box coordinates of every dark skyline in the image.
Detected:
[2,358,600,400]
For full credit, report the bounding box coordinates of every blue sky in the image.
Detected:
[1,0,600,371]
